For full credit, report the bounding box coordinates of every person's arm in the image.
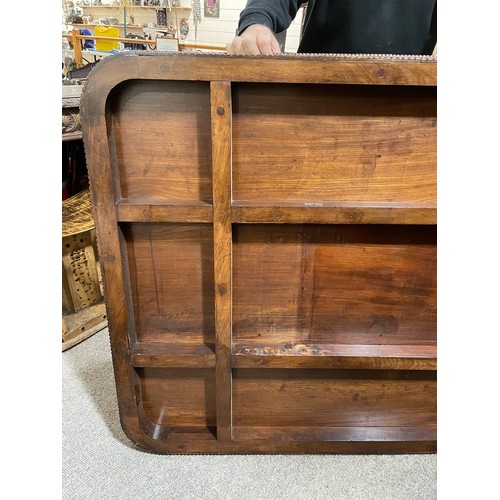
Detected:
[227,0,303,55]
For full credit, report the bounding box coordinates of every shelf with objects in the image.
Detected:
[64,0,192,45]
[80,51,437,454]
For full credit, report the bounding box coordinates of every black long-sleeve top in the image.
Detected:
[237,0,437,55]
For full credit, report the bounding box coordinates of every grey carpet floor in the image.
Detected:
[62,328,437,500]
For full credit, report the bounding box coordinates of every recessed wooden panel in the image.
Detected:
[122,223,214,345]
[232,369,436,432]
[233,224,436,346]
[232,83,436,204]
[108,80,212,202]
[137,368,216,430]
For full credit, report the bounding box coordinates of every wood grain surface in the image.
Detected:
[232,84,436,204]
[137,368,216,431]
[108,80,213,203]
[232,369,436,429]
[81,53,437,454]
[211,81,233,441]
[233,224,436,346]
[122,222,215,346]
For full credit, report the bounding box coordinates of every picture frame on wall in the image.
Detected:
[204,0,220,18]
[156,37,179,51]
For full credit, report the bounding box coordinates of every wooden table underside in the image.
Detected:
[81,52,437,454]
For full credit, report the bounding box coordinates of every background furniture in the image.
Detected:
[73,1,192,39]
[62,28,225,69]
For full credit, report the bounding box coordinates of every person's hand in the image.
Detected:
[226,24,281,55]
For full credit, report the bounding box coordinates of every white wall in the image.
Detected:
[181,0,304,52]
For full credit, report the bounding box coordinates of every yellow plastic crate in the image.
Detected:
[95,26,119,51]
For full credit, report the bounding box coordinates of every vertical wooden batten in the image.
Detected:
[210,81,233,441]
[79,111,145,444]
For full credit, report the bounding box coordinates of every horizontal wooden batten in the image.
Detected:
[231,202,436,225]
[232,344,436,370]
[113,438,436,454]
[131,342,216,368]
[82,53,436,96]
[116,200,213,223]
[232,425,437,442]
[144,426,217,443]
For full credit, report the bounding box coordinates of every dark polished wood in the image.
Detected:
[231,203,436,225]
[211,81,233,442]
[81,52,437,454]
[232,83,436,205]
